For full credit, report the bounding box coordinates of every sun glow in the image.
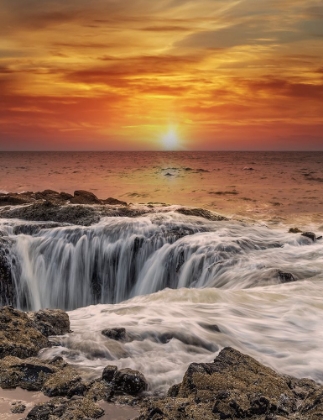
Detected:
[161,127,180,150]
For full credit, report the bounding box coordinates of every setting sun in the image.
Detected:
[161,127,180,150]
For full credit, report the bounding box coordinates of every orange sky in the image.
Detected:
[1,0,323,150]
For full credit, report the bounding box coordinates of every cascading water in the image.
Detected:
[0,212,322,311]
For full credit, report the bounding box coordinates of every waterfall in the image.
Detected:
[0,213,321,311]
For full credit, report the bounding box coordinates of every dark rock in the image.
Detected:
[176,207,227,221]
[1,202,100,226]
[288,227,302,233]
[0,240,15,306]
[71,190,101,205]
[0,192,33,206]
[301,232,316,241]
[114,368,148,395]
[103,197,127,206]
[42,367,84,397]
[102,365,118,383]
[0,306,50,359]
[101,328,126,341]
[10,403,26,413]
[278,271,296,283]
[28,309,71,337]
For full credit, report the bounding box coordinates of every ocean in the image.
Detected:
[0,151,323,395]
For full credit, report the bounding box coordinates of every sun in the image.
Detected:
[161,127,180,150]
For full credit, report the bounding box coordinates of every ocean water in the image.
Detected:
[1,151,323,394]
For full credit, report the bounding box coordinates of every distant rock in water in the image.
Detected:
[139,347,323,419]
[71,190,101,205]
[101,328,126,341]
[301,231,316,242]
[278,271,296,283]
[176,207,227,221]
[103,197,127,206]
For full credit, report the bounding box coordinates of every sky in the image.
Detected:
[0,0,323,151]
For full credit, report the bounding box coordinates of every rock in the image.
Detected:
[0,356,55,390]
[278,271,296,283]
[103,197,127,206]
[25,396,104,420]
[0,306,50,359]
[114,368,148,396]
[71,190,101,205]
[28,309,71,337]
[301,231,316,241]
[102,365,147,396]
[102,366,118,383]
[1,202,100,226]
[0,240,15,306]
[243,167,254,170]
[42,366,85,397]
[0,192,33,206]
[138,347,323,419]
[101,328,126,341]
[176,207,227,221]
[11,403,26,413]
[288,227,302,233]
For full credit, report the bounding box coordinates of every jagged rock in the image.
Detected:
[301,232,316,241]
[138,347,323,420]
[0,306,50,359]
[28,309,71,337]
[278,271,295,283]
[25,396,104,420]
[42,366,85,397]
[0,192,33,206]
[101,328,126,341]
[176,207,227,221]
[102,365,147,396]
[10,403,26,413]
[71,190,101,205]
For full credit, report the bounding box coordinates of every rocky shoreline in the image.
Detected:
[0,306,322,419]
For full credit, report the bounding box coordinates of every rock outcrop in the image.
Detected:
[0,306,50,359]
[138,347,323,419]
[28,309,71,337]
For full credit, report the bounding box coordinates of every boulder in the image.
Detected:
[103,197,127,206]
[71,190,101,205]
[301,232,316,241]
[278,271,295,283]
[101,365,147,396]
[28,309,71,337]
[0,306,50,359]
[138,347,323,419]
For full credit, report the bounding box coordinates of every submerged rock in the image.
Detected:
[301,231,316,241]
[0,306,50,359]
[28,309,71,337]
[138,347,323,419]
[101,328,126,341]
[278,271,296,283]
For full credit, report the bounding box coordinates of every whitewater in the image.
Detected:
[1,210,323,394]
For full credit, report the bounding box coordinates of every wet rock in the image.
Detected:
[25,396,104,420]
[0,240,15,306]
[101,328,126,341]
[103,197,127,206]
[86,379,113,401]
[71,190,101,205]
[176,207,227,221]
[42,366,85,397]
[278,271,296,283]
[0,192,33,206]
[138,347,323,419]
[0,306,50,359]
[1,202,100,226]
[301,231,316,241]
[102,365,147,396]
[28,309,71,337]
[288,227,302,233]
[114,368,148,396]
[10,402,26,413]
